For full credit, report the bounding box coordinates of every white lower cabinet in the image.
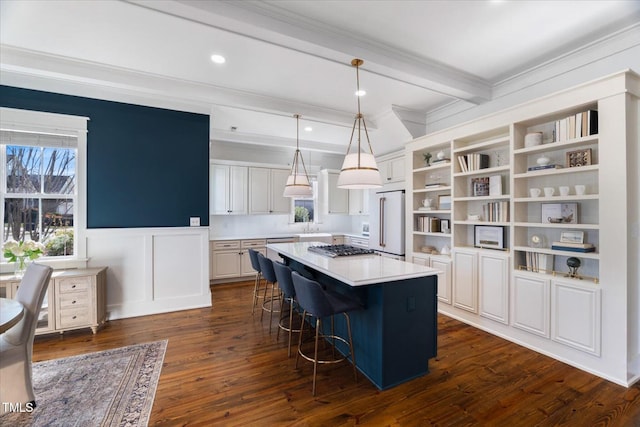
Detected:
[412,255,452,305]
[479,252,509,324]
[431,256,452,305]
[551,279,601,356]
[210,239,266,280]
[452,248,478,313]
[512,273,550,338]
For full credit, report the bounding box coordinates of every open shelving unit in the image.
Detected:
[405,70,640,387]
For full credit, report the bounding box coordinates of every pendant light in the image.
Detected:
[283,114,313,197]
[337,58,382,189]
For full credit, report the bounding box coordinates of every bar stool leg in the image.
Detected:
[344,312,357,383]
[312,317,321,396]
[295,310,307,369]
[251,272,262,314]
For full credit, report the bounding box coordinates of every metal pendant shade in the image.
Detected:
[337,59,382,189]
[283,114,313,197]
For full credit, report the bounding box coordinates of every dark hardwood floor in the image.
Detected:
[32,281,640,426]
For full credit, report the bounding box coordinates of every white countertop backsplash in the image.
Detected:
[209,213,369,241]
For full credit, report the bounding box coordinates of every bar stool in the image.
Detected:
[291,271,360,396]
[257,252,281,332]
[248,249,264,314]
[272,261,301,357]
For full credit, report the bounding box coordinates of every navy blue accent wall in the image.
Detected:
[1,85,209,228]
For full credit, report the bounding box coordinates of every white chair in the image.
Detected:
[0,263,53,412]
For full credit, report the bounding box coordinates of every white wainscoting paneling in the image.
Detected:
[86,227,211,320]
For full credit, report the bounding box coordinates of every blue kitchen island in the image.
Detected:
[267,242,439,390]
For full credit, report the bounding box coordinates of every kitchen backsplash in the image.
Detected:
[209,214,368,238]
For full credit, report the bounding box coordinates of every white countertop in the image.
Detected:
[267,242,438,287]
[210,231,368,241]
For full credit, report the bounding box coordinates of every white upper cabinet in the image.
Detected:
[319,170,349,214]
[378,155,405,184]
[348,189,370,215]
[248,167,290,214]
[210,164,247,215]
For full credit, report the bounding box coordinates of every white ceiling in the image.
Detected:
[1,0,639,156]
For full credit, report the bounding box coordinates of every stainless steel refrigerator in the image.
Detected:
[369,190,405,258]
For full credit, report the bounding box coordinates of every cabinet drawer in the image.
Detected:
[213,241,240,250]
[241,239,266,248]
[58,308,89,328]
[59,291,89,309]
[58,277,90,293]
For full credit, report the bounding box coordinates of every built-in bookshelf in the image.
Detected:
[411,144,452,256]
[452,129,511,249]
[405,70,639,387]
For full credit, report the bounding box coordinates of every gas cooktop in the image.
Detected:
[307,244,375,258]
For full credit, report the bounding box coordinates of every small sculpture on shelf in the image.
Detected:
[566,257,582,279]
[423,152,432,167]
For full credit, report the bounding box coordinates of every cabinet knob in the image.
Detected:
[72,315,77,320]
[72,285,76,289]
[72,300,76,304]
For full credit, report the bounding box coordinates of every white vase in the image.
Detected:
[537,155,550,166]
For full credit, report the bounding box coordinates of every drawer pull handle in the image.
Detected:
[72,285,76,289]
[72,300,76,304]
[72,315,77,319]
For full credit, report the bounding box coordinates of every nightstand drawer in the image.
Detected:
[58,277,90,293]
[59,292,89,309]
[58,308,89,328]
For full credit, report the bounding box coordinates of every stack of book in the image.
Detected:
[527,164,562,172]
[553,109,598,142]
[550,241,596,252]
[430,158,450,166]
[417,216,441,233]
[457,153,489,172]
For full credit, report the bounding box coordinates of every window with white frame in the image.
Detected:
[292,179,317,223]
[1,108,88,263]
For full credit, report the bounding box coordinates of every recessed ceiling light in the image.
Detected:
[304,126,313,132]
[355,89,366,97]
[210,54,226,64]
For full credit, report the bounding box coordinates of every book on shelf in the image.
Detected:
[553,109,598,142]
[456,153,489,172]
[527,164,563,171]
[430,158,451,165]
[424,183,445,188]
[489,175,502,196]
[417,216,441,233]
[551,244,596,253]
[482,201,509,222]
[525,252,553,273]
[551,241,595,249]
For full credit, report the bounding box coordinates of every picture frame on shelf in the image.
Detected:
[560,230,584,244]
[566,148,592,168]
[471,177,490,197]
[541,203,578,224]
[474,225,505,250]
[441,219,450,234]
[438,195,452,210]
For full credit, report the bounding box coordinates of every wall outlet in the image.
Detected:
[189,217,200,227]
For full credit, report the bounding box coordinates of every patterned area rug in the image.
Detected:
[1,340,167,427]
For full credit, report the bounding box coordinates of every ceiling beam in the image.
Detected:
[131,0,492,104]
